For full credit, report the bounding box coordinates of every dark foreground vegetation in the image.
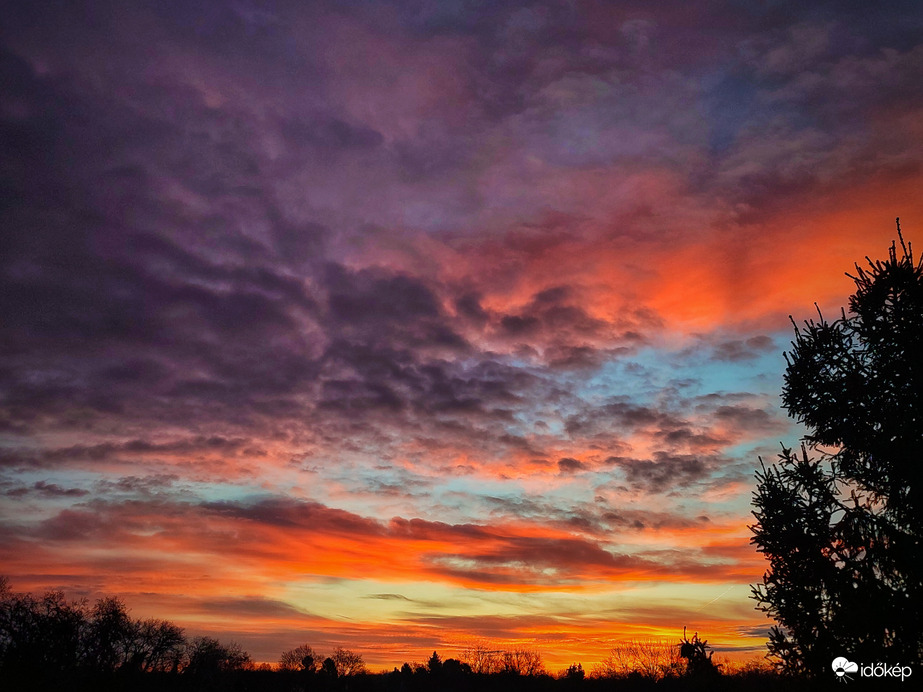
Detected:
[750,225,923,677]
[1,578,816,692]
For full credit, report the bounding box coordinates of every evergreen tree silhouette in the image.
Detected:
[751,222,923,675]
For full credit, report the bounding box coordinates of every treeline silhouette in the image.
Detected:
[1,579,808,691]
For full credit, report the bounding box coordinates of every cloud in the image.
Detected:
[5,495,757,595]
[713,405,783,437]
[2,0,922,669]
[194,596,309,619]
[3,481,89,498]
[708,335,776,362]
[557,457,585,474]
[607,453,713,493]
[0,437,262,474]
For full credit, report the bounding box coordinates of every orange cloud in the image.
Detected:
[10,496,760,595]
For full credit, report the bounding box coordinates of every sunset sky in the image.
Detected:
[2,0,923,671]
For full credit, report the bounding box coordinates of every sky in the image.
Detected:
[2,0,923,672]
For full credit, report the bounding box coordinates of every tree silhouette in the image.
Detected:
[331,646,366,676]
[461,640,502,674]
[427,650,443,675]
[592,639,682,680]
[0,580,196,687]
[561,662,585,681]
[0,583,86,682]
[279,642,320,672]
[321,656,338,679]
[501,647,545,676]
[83,596,133,674]
[184,636,251,681]
[751,223,923,676]
[124,617,185,673]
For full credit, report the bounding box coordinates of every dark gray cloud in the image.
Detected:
[564,399,702,447]
[599,507,711,532]
[203,497,387,536]
[709,335,776,362]
[714,404,783,435]
[481,493,711,535]
[34,508,112,542]
[280,115,385,153]
[557,457,585,474]
[3,481,90,499]
[606,453,713,493]
[0,437,260,470]
[94,475,180,496]
[0,22,590,463]
[195,596,309,619]
[0,37,548,455]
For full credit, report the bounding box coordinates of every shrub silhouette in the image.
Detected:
[679,627,717,677]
